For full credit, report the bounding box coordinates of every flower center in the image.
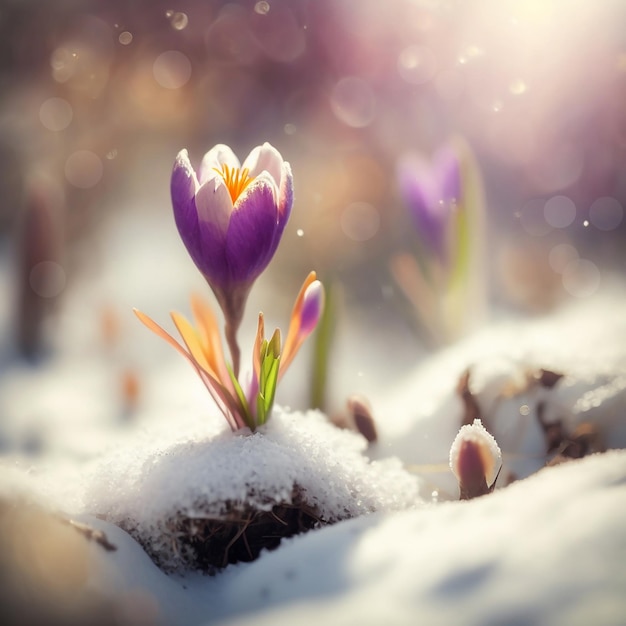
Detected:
[214,164,253,203]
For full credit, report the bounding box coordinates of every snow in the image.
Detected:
[369,284,626,499]
[80,408,420,571]
[1,210,626,624]
[215,450,626,626]
[45,450,626,626]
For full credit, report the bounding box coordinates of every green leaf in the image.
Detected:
[268,329,281,358]
[263,356,280,415]
[310,278,338,411]
[256,392,266,426]
[227,364,255,430]
[255,333,282,425]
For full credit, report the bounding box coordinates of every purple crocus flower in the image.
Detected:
[172,142,293,302]
[397,145,461,264]
[171,142,293,375]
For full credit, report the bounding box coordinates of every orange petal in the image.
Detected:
[253,312,265,380]
[134,308,240,430]
[170,313,249,426]
[190,294,230,386]
[134,308,192,361]
[171,312,216,378]
[282,271,317,364]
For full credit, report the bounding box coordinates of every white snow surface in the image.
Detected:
[1,208,626,625]
[80,408,420,571]
[370,283,626,499]
[216,451,626,626]
[65,450,626,626]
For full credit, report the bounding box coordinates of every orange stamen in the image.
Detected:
[213,164,253,203]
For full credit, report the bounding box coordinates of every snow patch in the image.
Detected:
[81,408,421,571]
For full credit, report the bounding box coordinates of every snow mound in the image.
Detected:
[216,450,626,626]
[81,408,421,571]
[373,289,626,497]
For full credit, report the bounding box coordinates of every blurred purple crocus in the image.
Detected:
[171,142,293,375]
[397,145,461,264]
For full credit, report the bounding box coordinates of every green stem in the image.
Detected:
[310,279,337,411]
[225,316,241,380]
[214,284,250,379]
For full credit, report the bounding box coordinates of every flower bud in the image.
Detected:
[449,418,502,500]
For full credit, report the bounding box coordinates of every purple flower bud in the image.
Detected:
[171,142,293,295]
[397,144,461,264]
[299,280,324,336]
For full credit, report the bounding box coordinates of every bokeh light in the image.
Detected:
[118,31,133,45]
[340,202,380,242]
[544,195,576,229]
[397,45,437,85]
[548,243,579,273]
[589,197,623,231]
[168,11,189,30]
[331,77,377,128]
[254,1,271,15]
[39,97,73,131]
[153,51,192,89]
[64,151,103,189]
[0,0,623,351]
[562,259,601,298]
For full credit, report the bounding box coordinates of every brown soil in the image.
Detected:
[177,501,321,571]
[121,493,324,574]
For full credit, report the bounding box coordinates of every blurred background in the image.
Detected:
[1,4,625,622]
[0,0,625,412]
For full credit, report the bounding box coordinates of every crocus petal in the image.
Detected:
[177,211,228,289]
[199,144,241,184]
[283,272,317,348]
[242,144,294,230]
[134,308,192,363]
[190,294,231,389]
[252,312,265,381]
[225,176,280,284]
[300,280,324,335]
[171,150,200,244]
[280,271,319,377]
[133,308,240,430]
[195,176,233,233]
[280,280,323,376]
[170,310,241,424]
[169,311,246,429]
[277,161,294,228]
[242,142,283,187]
[170,311,216,377]
[181,165,237,289]
[172,150,230,284]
